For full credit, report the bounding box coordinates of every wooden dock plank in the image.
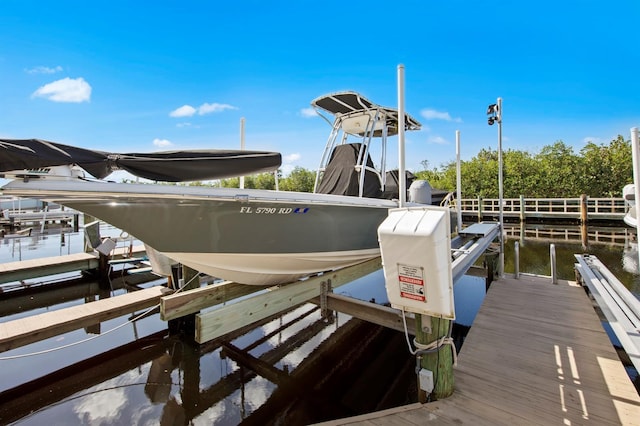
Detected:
[0,246,146,284]
[0,285,172,352]
[317,275,640,426]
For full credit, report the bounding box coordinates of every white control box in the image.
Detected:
[377,206,454,319]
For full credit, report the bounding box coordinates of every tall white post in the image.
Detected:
[397,64,406,208]
[240,117,246,189]
[497,97,504,277]
[631,127,640,267]
[456,130,462,232]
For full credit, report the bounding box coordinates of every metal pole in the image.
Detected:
[514,241,520,279]
[240,117,246,189]
[397,64,406,208]
[550,243,557,284]
[631,127,640,268]
[456,130,463,232]
[497,97,504,277]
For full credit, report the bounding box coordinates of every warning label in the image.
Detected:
[397,263,426,302]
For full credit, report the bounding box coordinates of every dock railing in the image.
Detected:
[458,196,626,222]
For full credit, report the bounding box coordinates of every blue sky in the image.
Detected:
[1,1,638,178]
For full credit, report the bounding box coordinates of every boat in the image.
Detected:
[0,91,439,285]
[623,183,636,227]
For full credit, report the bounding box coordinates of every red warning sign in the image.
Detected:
[397,263,426,302]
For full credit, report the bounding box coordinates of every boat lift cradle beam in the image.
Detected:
[163,221,501,344]
[574,254,640,373]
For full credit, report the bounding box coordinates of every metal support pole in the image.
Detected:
[631,127,640,268]
[497,98,504,278]
[240,117,246,189]
[550,243,557,284]
[397,64,406,208]
[456,130,463,232]
[514,241,520,279]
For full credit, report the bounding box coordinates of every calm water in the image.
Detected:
[0,222,637,424]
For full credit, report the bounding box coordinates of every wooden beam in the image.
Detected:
[0,246,146,285]
[309,293,416,335]
[0,253,98,284]
[195,257,382,343]
[0,286,173,352]
[160,281,269,321]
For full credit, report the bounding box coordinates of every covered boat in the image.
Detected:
[1,91,435,285]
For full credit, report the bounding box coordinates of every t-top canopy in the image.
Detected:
[311,91,421,136]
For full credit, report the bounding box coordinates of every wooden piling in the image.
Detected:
[580,194,588,223]
[477,197,482,222]
[519,195,525,222]
[168,264,201,335]
[415,315,454,402]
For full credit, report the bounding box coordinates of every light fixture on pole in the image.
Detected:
[487,98,504,277]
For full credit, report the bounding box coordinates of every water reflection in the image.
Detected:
[1,222,638,424]
[502,223,640,297]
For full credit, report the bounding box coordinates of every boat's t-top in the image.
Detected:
[311,91,421,199]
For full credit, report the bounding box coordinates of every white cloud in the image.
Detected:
[198,102,237,115]
[26,65,63,74]
[300,107,317,118]
[283,153,301,163]
[420,108,462,123]
[170,105,197,117]
[32,77,91,103]
[427,135,448,145]
[170,102,237,118]
[176,122,192,128]
[153,138,172,147]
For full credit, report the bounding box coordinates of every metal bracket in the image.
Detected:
[421,314,432,333]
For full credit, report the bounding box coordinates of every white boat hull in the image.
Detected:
[167,249,381,285]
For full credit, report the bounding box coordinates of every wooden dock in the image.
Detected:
[318,274,640,425]
[0,285,172,352]
[0,245,146,284]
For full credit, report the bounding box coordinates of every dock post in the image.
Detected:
[519,195,525,222]
[580,194,588,223]
[514,241,520,279]
[416,315,454,401]
[550,244,557,284]
[477,197,483,222]
[169,264,200,336]
[485,251,498,290]
[97,252,110,289]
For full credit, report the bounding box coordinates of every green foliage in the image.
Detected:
[119,136,632,199]
[279,167,316,192]
[217,167,315,192]
[414,136,632,198]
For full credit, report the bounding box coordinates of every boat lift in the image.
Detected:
[574,254,640,373]
[161,220,500,344]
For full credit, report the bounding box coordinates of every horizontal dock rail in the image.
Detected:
[574,254,640,373]
[504,225,634,247]
[458,196,626,222]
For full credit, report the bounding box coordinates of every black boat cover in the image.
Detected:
[316,143,382,198]
[0,139,282,182]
